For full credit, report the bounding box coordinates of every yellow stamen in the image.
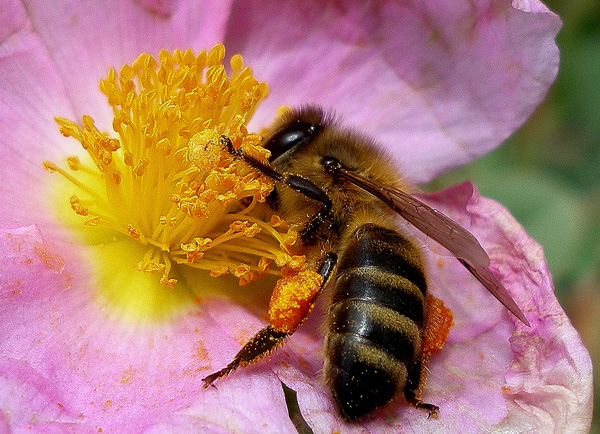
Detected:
[44,45,306,319]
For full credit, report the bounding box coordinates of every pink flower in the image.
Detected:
[0,1,591,434]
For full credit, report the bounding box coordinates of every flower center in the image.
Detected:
[44,45,306,318]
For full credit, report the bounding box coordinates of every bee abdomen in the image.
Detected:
[325,223,427,419]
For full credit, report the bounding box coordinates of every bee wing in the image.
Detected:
[338,168,529,326]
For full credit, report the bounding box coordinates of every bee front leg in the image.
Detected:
[221,136,332,244]
[280,173,332,244]
[202,253,337,388]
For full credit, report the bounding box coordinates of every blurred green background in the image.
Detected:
[427,0,599,430]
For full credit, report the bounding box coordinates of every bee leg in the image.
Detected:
[221,136,332,244]
[202,325,288,388]
[403,358,439,418]
[202,253,337,388]
[280,173,332,244]
[403,295,453,418]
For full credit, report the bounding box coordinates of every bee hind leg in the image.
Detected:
[403,294,454,418]
[403,359,439,418]
[202,325,288,388]
[202,253,337,388]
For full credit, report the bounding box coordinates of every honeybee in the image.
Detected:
[202,106,528,420]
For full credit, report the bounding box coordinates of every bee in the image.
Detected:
[202,106,529,420]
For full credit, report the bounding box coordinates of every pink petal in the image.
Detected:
[226,0,561,182]
[420,183,591,432]
[0,19,77,231]
[0,226,298,433]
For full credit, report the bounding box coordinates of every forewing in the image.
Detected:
[338,168,529,325]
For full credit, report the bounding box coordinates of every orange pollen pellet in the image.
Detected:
[268,270,323,334]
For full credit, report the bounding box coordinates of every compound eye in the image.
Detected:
[263,122,318,162]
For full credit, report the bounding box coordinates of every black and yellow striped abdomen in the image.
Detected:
[324,223,428,419]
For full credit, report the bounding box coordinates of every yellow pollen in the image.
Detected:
[44,45,306,301]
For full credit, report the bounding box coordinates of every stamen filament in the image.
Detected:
[44,162,110,209]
